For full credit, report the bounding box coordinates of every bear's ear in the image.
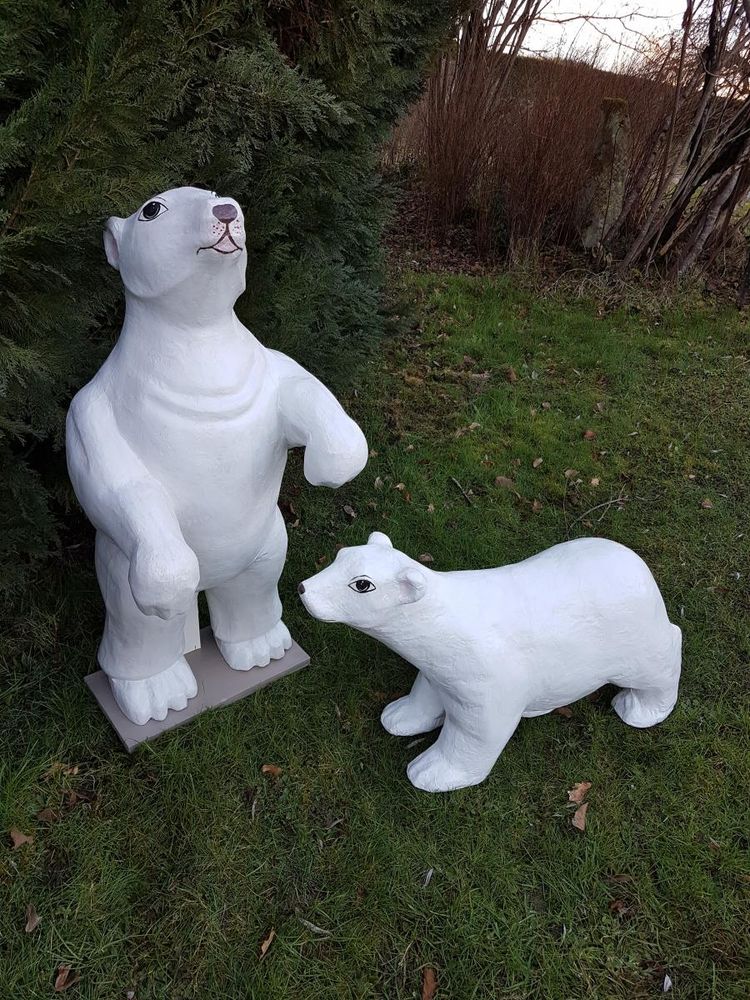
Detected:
[397,567,426,605]
[368,531,393,548]
[103,217,125,270]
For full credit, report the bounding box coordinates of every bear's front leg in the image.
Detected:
[206,510,291,670]
[406,692,524,793]
[273,352,368,488]
[381,672,445,736]
[96,533,198,725]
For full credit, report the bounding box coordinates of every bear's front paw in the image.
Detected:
[303,432,368,488]
[129,538,199,619]
[406,745,485,793]
[381,696,445,737]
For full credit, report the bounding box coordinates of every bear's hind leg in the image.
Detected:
[206,510,291,671]
[611,624,681,728]
[381,672,445,736]
[96,533,197,725]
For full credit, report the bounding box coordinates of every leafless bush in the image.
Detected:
[482,51,674,258]
[418,1,546,228]
[384,39,675,258]
[384,0,750,278]
[614,0,750,276]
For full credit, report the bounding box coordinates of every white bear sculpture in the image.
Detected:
[67,187,368,726]
[299,533,681,792]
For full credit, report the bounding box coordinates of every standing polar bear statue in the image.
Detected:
[67,187,368,726]
[299,533,682,792]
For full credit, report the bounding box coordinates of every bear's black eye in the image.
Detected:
[349,578,376,594]
[138,200,167,222]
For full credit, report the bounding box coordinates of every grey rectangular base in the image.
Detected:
[84,627,309,752]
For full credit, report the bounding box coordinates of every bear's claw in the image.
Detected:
[217,620,292,671]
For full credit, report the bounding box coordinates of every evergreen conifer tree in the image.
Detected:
[0,0,461,591]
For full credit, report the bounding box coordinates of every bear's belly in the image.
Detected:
[114,384,288,582]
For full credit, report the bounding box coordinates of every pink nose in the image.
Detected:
[212,203,237,223]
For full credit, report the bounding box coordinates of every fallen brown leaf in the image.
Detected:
[568,781,592,804]
[531,499,543,513]
[494,476,515,490]
[43,762,79,780]
[506,366,518,384]
[583,429,597,441]
[25,904,41,933]
[261,764,282,779]
[36,808,61,824]
[54,965,80,992]
[427,503,435,514]
[542,401,551,410]
[564,468,579,479]
[422,966,438,1000]
[342,504,357,520]
[590,477,600,486]
[595,401,605,413]
[418,554,434,564]
[700,498,714,509]
[64,789,94,809]
[532,457,543,469]
[374,476,383,490]
[9,828,34,849]
[572,802,589,832]
[554,706,573,719]
[259,927,276,959]
[609,899,631,917]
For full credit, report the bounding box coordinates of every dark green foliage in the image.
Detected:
[0,0,460,590]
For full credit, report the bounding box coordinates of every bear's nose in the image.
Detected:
[212,203,237,223]
[297,583,305,595]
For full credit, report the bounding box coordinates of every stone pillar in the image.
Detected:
[579,97,631,250]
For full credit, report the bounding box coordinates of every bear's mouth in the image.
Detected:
[196,229,243,255]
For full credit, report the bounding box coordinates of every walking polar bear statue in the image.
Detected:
[67,187,368,726]
[299,533,682,792]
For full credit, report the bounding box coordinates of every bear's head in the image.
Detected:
[104,187,246,320]
[298,532,428,631]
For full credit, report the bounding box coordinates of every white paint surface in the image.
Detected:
[67,187,368,725]
[300,533,681,792]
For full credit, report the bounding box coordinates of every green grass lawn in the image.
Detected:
[1,273,749,999]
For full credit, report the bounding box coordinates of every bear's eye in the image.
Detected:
[138,200,167,222]
[348,578,376,594]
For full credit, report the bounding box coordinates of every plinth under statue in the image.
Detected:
[67,187,367,738]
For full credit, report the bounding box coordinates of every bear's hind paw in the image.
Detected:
[110,657,197,726]
[217,620,292,671]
